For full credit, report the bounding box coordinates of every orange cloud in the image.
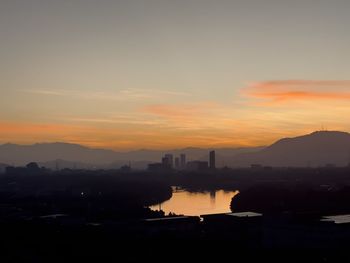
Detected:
[242,80,350,104]
[0,122,81,135]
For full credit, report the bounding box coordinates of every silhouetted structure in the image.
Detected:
[175,157,180,169]
[148,154,175,171]
[6,162,47,175]
[162,157,172,170]
[180,154,186,169]
[164,154,174,168]
[209,150,216,169]
[26,162,40,171]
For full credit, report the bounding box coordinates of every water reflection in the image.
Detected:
[150,188,239,216]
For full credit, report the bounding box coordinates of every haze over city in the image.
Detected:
[1,0,350,150]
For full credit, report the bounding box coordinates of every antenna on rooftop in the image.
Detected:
[320,124,328,131]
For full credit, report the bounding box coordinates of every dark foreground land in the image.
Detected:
[2,167,350,261]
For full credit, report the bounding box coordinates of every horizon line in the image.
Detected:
[0,129,347,152]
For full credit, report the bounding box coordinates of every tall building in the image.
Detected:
[162,157,171,169]
[180,154,186,169]
[175,157,180,169]
[209,150,216,169]
[164,154,174,168]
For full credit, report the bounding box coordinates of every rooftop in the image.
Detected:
[321,214,350,224]
[201,211,262,218]
[227,212,263,218]
[144,216,191,222]
[40,214,68,219]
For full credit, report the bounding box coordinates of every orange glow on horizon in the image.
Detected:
[2,80,350,150]
[0,120,323,150]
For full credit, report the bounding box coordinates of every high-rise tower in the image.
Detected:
[180,154,186,169]
[209,150,216,169]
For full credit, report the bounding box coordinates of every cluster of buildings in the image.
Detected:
[148,150,216,172]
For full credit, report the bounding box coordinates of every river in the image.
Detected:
[150,188,239,216]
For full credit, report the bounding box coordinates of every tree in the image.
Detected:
[26,162,40,170]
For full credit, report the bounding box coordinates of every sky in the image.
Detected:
[1,0,350,150]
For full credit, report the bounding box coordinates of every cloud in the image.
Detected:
[140,102,253,132]
[63,116,162,126]
[242,80,350,104]
[23,88,190,102]
[142,102,218,118]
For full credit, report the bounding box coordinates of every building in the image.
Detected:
[180,154,186,169]
[164,154,174,168]
[209,150,216,169]
[175,157,180,169]
[186,161,208,171]
[161,157,172,169]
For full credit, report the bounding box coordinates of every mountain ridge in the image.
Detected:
[233,131,350,167]
[0,142,264,168]
[2,130,350,169]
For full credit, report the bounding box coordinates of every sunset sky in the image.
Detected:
[1,0,350,150]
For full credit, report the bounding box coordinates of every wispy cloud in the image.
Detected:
[25,89,68,96]
[64,116,162,126]
[23,88,190,102]
[242,80,350,105]
[140,102,245,131]
[142,102,218,118]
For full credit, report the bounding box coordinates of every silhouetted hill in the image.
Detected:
[0,143,262,169]
[0,143,119,166]
[233,131,350,167]
[3,131,350,168]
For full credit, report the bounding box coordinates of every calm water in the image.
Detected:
[150,188,239,216]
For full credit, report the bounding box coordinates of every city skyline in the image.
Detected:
[1,1,350,150]
[2,1,350,257]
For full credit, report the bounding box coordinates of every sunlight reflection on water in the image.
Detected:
[150,188,239,216]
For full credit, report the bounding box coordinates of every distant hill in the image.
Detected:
[0,143,119,166]
[3,131,350,169]
[233,131,350,167]
[0,142,263,169]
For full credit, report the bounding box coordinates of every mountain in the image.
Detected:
[2,131,349,169]
[0,142,263,169]
[0,143,120,166]
[233,131,350,167]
